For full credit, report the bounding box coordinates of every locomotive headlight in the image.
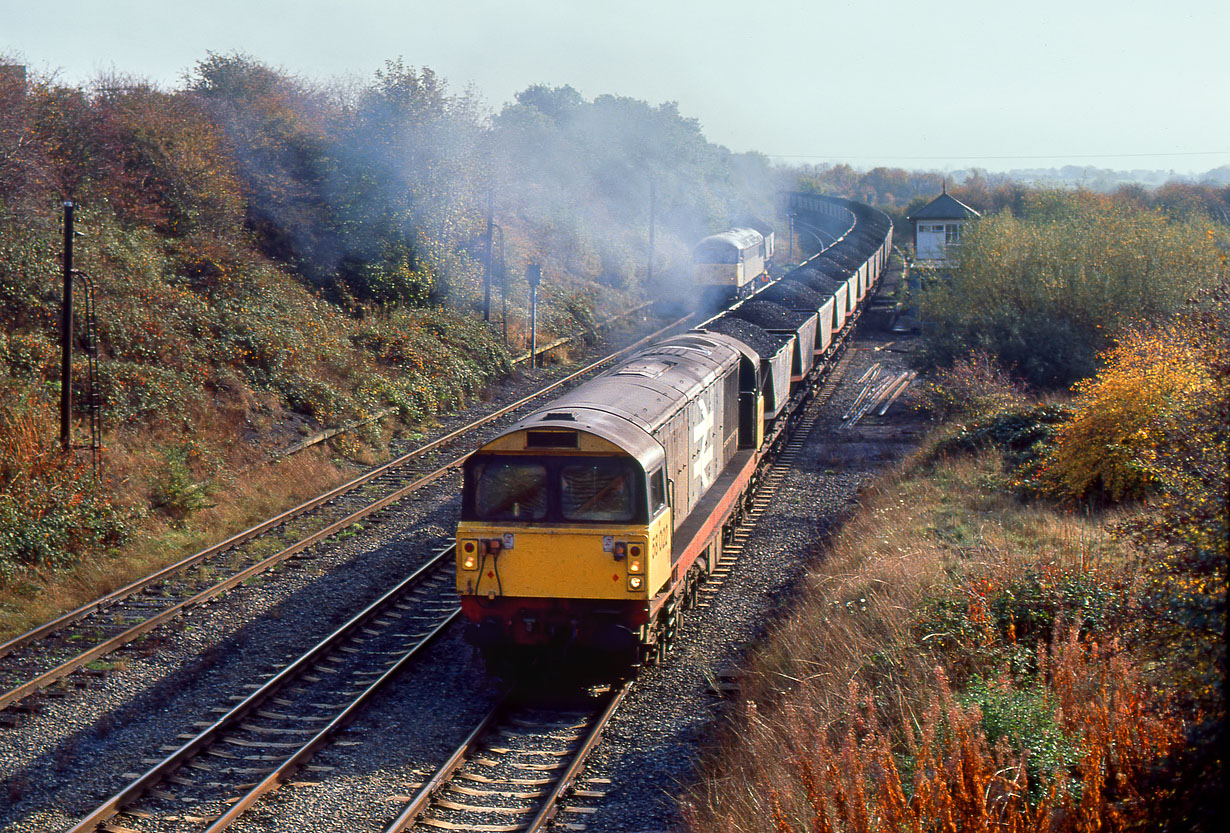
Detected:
[460,540,479,571]
[628,557,643,574]
[628,575,644,591]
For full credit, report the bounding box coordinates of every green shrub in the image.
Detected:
[932,404,1073,473]
[960,676,1083,799]
[917,190,1223,388]
[150,446,214,523]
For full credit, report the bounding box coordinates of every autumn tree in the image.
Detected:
[916,189,1226,386]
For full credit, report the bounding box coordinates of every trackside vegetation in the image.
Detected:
[684,202,1227,828]
[0,55,780,633]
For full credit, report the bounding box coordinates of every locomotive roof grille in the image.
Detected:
[615,359,676,378]
[542,411,576,421]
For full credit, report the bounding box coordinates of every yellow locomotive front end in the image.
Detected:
[457,421,671,663]
[693,228,767,308]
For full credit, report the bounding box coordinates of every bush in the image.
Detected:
[1032,322,1217,503]
[917,190,1223,388]
[915,350,1026,421]
[932,404,1073,474]
[149,445,215,523]
[0,391,128,578]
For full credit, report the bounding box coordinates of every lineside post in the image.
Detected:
[484,187,493,321]
[60,201,74,452]
[526,264,542,368]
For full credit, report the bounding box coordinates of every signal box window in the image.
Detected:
[561,460,636,522]
[474,461,548,520]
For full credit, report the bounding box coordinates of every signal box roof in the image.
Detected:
[909,193,981,221]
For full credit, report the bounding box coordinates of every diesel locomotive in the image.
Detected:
[456,194,893,667]
[692,227,769,307]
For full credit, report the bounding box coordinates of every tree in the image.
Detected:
[917,190,1226,387]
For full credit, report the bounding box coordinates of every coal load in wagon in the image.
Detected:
[786,268,842,297]
[863,221,890,240]
[848,229,881,252]
[815,214,854,239]
[705,315,789,358]
[730,299,807,331]
[811,256,853,279]
[861,213,891,234]
[821,246,864,269]
[759,280,828,312]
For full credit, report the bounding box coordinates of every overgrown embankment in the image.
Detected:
[913,189,1224,387]
[684,278,1227,830]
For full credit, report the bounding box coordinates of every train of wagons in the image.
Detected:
[455,193,893,668]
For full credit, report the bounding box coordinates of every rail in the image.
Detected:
[381,680,633,833]
[67,546,461,833]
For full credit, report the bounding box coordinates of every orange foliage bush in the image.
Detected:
[1034,323,1217,502]
[690,626,1179,833]
[0,390,128,575]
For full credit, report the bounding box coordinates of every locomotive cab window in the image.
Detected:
[561,459,637,522]
[464,454,649,523]
[472,460,548,521]
[649,468,666,515]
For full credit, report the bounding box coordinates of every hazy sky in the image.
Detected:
[2,0,1227,174]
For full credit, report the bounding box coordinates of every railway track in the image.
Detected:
[65,546,461,833]
[57,316,871,833]
[0,315,693,718]
[382,682,630,833]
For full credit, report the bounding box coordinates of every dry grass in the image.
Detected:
[0,443,357,641]
[683,449,1181,832]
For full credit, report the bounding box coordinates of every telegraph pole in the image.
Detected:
[60,201,74,452]
[647,182,656,283]
[484,187,494,321]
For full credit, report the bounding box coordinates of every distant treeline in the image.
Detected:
[796,163,1230,231]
